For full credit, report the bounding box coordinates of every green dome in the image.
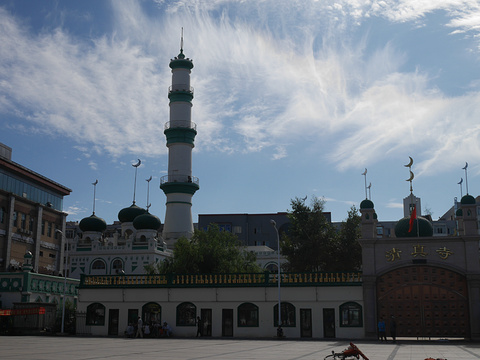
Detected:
[169,50,194,70]
[24,251,33,259]
[79,214,107,232]
[133,212,161,230]
[456,208,463,217]
[461,194,476,205]
[394,216,433,238]
[373,212,378,220]
[118,204,146,223]
[360,199,374,209]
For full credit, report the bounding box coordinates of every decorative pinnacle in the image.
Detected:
[361,168,368,199]
[404,156,414,194]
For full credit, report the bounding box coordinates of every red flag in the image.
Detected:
[408,205,417,233]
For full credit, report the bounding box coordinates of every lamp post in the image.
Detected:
[270,219,281,330]
[55,229,67,334]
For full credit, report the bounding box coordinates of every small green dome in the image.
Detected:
[373,212,378,220]
[360,199,374,209]
[169,50,194,70]
[133,212,161,230]
[456,208,463,217]
[118,204,146,223]
[24,251,33,259]
[79,214,107,232]
[461,194,476,205]
[394,216,433,238]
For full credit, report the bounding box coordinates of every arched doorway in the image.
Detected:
[377,265,470,338]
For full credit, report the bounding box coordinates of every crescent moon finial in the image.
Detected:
[462,162,468,170]
[132,159,141,168]
[146,176,152,182]
[404,156,413,168]
[406,170,414,182]
[92,179,98,186]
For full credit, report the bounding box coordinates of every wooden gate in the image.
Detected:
[377,265,470,338]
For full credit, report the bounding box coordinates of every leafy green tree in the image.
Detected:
[281,196,338,272]
[145,224,262,274]
[281,197,362,272]
[331,205,362,271]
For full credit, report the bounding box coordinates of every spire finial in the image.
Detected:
[92,179,98,215]
[146,176,152,211]
[458,177,463,198]
[462,162,469,195]
[361,168,368,199]
[404,156,414,194]
[132,159,141,204]
[180,27,184,53]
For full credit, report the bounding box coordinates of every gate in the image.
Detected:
[377,265,470,338]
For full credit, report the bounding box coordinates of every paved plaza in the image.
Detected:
[1,336,480,360]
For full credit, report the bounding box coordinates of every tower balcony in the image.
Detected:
[160,174,199,195]
[168,85,194,95]
[164,121,197,131]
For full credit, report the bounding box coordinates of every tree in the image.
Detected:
[145,224,262,274]
[332,205,362,272]
[281,197,362,272]
[281,196,338,272]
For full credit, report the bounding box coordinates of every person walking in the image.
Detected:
[390,316,397,343]
[196,316,203,337]
[377,317,386,342]
[136,316,143,338]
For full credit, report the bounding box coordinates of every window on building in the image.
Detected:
[233,226,242,234]
[274,302,296,327]
[142,302,162,325]
[86,303,105,325]
[339,302,363,327]
[0,207,5,224]
[376,226,383,236]
[112,259,123,274]
[13,211,18,227]
[176,302,196,326]
[41,220,45,235]
[20,213,26,229]
[238,303,259,327]
[47,222,52,237]
[92,260,106,270]
[29,216,34,232]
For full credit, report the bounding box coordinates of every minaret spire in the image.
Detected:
[361,168,367,199]
[462,162,469,195]
[161,44,199,245]
[146,176,152,211]
[132,159,141,204]
[92,179,98,215]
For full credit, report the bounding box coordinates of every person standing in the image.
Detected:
[136,316,143,338]
[390,316,397,343]
[377,317,386,342]
[196,316,203,337]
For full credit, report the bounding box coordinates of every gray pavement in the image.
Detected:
[1,336,480,360]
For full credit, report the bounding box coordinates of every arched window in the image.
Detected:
[91,260,106,270]
[86,303,105,325]
[238,303,259,327]
[111,259,123,274]
[274,302,295,327]
[264,262,278,272]
[142,302,162,325]
[339,302,363,327]
[176,302,196,326]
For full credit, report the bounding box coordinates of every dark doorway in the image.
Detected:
[300,308,312,338]
[201,308,212,336]
[323,308,335,338]
[222,309,233,337]
[108,309,119,336]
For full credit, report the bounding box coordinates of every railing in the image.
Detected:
[164,121,197,131]
[160,174,199,186]
[168,85,194,95]
[80,271,362,288]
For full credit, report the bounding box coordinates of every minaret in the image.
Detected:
[160,37,199,244]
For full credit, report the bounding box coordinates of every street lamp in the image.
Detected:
[55,229,67,334]
[270,219,281,331]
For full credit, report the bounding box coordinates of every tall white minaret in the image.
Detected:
[160,37,199,244]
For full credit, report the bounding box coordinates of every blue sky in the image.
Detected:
[1,0,480,224]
